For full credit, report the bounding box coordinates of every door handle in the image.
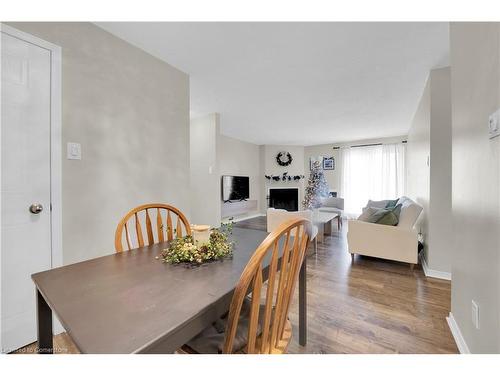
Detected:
[29,203,43,214]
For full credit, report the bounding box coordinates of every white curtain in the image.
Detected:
[340,143,406,218]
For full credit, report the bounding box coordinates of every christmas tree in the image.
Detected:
[302,160,330,209]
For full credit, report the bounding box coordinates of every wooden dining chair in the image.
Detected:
[183,217,312,354]
[114,203,191,252]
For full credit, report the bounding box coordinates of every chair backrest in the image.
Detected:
[321,196,344,210]
[114,203,191,252]
[223,218,312,354]
[266,207,313,233]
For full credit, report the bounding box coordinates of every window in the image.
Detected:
[340,143,406,217]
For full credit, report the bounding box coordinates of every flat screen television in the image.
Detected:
[221,175,250,202]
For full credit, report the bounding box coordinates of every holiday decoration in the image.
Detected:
[265,172,305,182]
[302,160,330,209]
[276,151,293,166]
[160,222,234,265]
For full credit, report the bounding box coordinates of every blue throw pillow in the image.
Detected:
[385,199,399,209]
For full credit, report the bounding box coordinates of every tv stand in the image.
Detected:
[221,199,257,218]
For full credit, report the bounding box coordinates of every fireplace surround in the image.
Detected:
[268,188,299,211]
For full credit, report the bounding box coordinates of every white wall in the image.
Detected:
[450,23,500,353]
[428,67,453,274]
[407,78,430,244]
[9,22,190,265]
[191,114,262,224]
[190,114,221,227]
[303,145,341,193]
[406,67,452,275]
[263,145,305,176]
[218,134,261,214]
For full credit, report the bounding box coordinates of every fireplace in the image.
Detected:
[268,188,299,211]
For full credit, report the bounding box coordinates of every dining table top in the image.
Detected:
[32,227,274,353]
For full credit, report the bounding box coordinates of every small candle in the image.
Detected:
[191,225,211,245]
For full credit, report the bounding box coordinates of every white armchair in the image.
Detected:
[347,196,423,268]
[266,208,319,253]
[319,197,344,230]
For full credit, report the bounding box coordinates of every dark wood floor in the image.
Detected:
[18,216,457,354]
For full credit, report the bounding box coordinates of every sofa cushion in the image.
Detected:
[366,199,390,209]
[377,204,402,226]
[370,208,392,224]
[357,207,375,221]
[385,199,399,209]
[357,204,402,226]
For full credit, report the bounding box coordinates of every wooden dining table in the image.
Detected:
[32,227,308,353]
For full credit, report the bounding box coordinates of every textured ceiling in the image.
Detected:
[96,22,449,145]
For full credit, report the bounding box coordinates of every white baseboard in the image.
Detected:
[223,213,265,224]
[53,315,65,335]
[446,312,470,354]
[419,253,452,280]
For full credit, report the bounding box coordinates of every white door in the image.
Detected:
[1,30,53,352]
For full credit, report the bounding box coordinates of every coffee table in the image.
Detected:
[313,211,339,242]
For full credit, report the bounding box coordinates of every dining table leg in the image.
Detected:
[299,258,307,346]
[36,289,53,354]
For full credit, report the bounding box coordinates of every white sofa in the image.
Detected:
[347,196,423,268]
[266,208,319,253]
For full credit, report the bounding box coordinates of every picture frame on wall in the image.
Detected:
[323,156,335,170]
[309,156,323,170]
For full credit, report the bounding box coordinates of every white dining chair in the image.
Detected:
[266,208,318,253]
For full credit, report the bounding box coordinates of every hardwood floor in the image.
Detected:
[237,216,457,354]
[16,216,457,354]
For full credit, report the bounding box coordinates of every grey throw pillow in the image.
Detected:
[377,204,402,226]
[366,208,390,223]
[366,199,390,209]
[357,207,377,221]
[357,204,402,226]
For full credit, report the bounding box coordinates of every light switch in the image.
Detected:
[489,109,500,139]
[67,142,81,160]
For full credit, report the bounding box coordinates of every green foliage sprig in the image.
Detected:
[160,222,234,264]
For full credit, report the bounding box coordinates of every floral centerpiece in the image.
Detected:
[160,222,234,265]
